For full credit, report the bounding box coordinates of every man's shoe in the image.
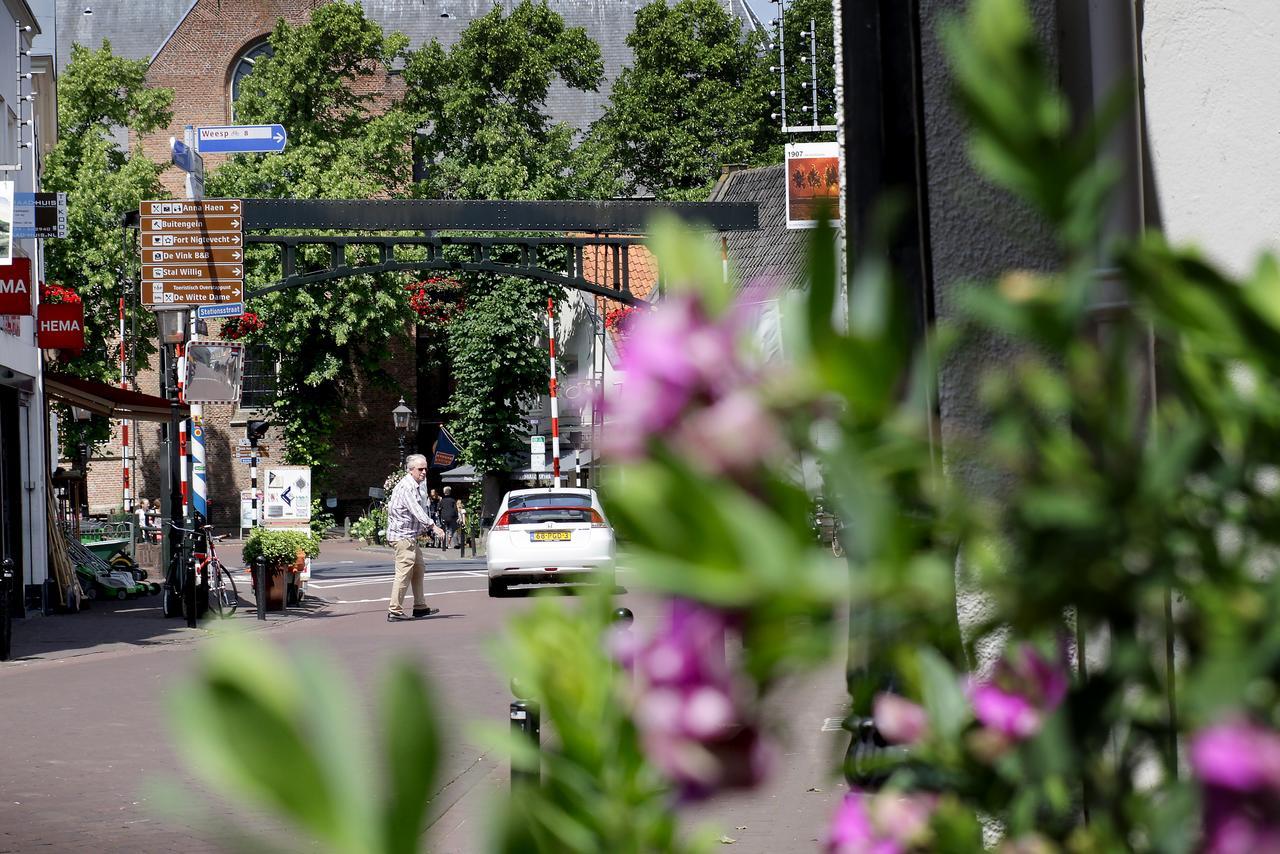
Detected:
[412,606,440,618]
[387,612,414,622]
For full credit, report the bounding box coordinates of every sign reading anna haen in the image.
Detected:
[38,301,85,350]
[140,199,244,307]
[785,142,840,229]
[0,257,32,315]
[263,466,311,531]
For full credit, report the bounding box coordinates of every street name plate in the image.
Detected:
[140,198,244,307]
[144,246,244,264]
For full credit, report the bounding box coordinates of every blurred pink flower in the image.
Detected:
[1191,720,1280,853]
[873,693,929,745]
[603,291,784,475]
[968,645,1067,741]
[613,598,768,800]
[826,789,937,854]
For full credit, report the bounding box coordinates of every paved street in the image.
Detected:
[0,539,847,853]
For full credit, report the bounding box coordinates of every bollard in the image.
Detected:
[255,555,267,621]
[612,606,634,626]
[185,547,198,629]
[0,558,13,661]
[509,678,540,787]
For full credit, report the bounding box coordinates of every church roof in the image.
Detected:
[57,0,761,132]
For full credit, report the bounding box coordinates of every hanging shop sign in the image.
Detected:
[38,300,85,350]
[785,141,840,229]
[0,256,32,315]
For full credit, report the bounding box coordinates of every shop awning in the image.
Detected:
[43,373,188,422]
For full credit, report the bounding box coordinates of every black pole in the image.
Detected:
[184,540,197,629]
[255,555,267,620]
[398,433,406,468]
[0,557,13,661]
[509,698,541,787]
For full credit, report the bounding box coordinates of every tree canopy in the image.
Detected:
[43,41,173,392]
[587,0,780,200]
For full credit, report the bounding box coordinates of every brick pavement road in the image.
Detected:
[0,538,848,852]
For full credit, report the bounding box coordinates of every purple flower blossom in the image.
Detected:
[614,598,768,800]
[603,291,784,476]
[1190,720,1280,853]
[826,789,937,854]
[968,645,1068,741]
[873,693,929,745]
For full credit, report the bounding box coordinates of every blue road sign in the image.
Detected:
[170,138,204,178]
[196,302,244,319]
[196,125,288,154]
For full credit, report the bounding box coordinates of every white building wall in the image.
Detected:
[1142,2,1280,276]
[0,0,49,605]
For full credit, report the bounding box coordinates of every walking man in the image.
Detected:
[386,454,441,622]
[438,486,459,551]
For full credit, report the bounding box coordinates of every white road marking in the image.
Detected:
[310,571,483,589]
[333,588,486,604]
[822,718,844,732]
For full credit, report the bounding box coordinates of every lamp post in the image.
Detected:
[392,397,414,467]
[156,308,191,623]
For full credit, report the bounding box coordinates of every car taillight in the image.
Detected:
[494,511,511,530]
[590,509,607,528]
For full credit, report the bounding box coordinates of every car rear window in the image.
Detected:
[508,493,593,510]
[508,507,594,525]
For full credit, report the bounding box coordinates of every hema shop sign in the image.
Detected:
[38,302,84,350]
[0,257,32,315]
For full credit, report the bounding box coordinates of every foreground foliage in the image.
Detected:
[170,0,1280,851]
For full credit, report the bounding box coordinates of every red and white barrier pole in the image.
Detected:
[119,297,131,513]
[547,298,561,488]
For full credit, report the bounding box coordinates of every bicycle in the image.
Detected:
[169,522,240,618]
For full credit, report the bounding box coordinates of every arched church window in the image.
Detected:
[229,39,275,108]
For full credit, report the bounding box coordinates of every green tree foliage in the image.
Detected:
[443,276,557,475]
[43,41,173,386]
[400,0,609,200]
[206,2,416,468]
[588,0,780,200]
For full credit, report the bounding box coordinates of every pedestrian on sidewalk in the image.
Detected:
[456,502,469,557]
[426,487,442,547]
[438,486,459,550]
[385,454,441,622]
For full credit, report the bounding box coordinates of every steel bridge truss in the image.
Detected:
[247,233,652,305]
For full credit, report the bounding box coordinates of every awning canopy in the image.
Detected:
[44,373,188,422]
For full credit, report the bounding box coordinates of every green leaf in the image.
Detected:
[379,659,441,854]
[916,647,969,742]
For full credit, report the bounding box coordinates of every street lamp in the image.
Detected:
[392,397,414,466]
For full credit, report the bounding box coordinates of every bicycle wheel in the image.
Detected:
[207,562,239,617]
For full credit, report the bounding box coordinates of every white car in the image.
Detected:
[486,487,615,597]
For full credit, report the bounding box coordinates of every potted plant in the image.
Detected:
[241,528,320,611]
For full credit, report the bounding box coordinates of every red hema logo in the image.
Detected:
[0,258,33,315]
[37,301,84,350]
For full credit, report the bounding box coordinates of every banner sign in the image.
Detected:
[430,426,462,470]
[0,257,32,315]
[785,142,840,229]
[0,181,14,262]
[14,192,68,239]
[37,300,85,350]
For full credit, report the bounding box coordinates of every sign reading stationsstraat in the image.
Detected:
[139,199,244,307]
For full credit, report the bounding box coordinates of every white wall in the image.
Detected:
[1142,2,1280,276]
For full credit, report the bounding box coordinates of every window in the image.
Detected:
[239,345,277,410]
[229,39,275,108]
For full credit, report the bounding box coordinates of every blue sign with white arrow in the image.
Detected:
[196,124,288,154]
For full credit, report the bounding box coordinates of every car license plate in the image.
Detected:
[532,531,571,541]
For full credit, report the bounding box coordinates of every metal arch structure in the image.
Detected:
[124,198,759,305]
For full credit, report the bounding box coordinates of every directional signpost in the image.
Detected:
[139,199,244,308]
[196,124,288,154]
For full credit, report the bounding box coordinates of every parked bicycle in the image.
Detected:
[169,522,240,618]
